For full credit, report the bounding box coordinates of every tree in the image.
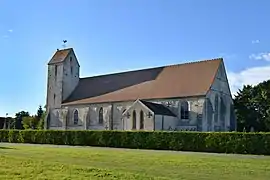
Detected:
[234,80,270,132]
[13,106,46,130]
[37,105,44,120]
[22,105,47,130]
[37,111,46,130]
[22,116,38,129]
[15,111,30,129]
[36,105,46,130]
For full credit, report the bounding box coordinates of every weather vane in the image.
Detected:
[62,40,67,48]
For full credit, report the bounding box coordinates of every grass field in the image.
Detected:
[0,143,270,180]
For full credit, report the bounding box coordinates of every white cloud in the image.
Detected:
[228,65,270,96]
[251,40,260,44]
[8,29,13,33]
[249,52,270,61]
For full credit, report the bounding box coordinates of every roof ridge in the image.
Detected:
[57,47,73,51]
[164,57,223,68]
[80,57,223,80]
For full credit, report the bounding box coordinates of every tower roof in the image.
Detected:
[48,48,73,65]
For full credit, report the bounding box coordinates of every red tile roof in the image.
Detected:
[62,58,222,105]
[48,48,72,65]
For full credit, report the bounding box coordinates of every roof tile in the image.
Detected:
[48,48,72,65]
[62,58,222,105]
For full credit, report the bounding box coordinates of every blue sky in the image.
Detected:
[1,0,270,117]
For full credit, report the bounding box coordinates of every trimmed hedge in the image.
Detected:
[1,130,270,155]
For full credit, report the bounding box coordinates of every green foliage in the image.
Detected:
[37,112,46,130]
[36,106,45,130]
[37,105,44,120]
[15,111,30,129]
[15,106,46,130]
[15,111,30,119]
[22,116,39,129]
[234,80,270,132]
[1,130,270,155]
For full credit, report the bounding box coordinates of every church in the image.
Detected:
[45,48,236,132]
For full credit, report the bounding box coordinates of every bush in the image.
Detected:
[0,130,270,155]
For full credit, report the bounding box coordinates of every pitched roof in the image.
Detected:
[62,58,222,105]
[140,100,176,117]
[48,48,73,65]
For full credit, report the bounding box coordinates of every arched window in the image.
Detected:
[73,109,79,125]
[132,110,136,130]
[214,95,219,123]
[99,107,103,124]
[181,101,189,119]
[122,109,126,130]
[140,110,144,130]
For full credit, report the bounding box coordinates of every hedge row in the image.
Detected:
[1,130,270,155]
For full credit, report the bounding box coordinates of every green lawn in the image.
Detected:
[0,144,270,180]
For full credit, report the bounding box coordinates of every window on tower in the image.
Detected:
[70,57,73,74]
[55,65,58,77]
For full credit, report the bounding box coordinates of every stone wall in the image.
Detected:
[205,60,235,131]
[48,96,209,131]
[62,52,80,101]
[148,98,205,130]
[121,100,154,130]
[155,115,177,131]
[46,64,64,110]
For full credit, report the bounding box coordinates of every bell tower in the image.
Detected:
[46,48,80,111]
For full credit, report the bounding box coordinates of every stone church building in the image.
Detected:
[45,48,236,132]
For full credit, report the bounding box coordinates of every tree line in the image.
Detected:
[1,105,46,130]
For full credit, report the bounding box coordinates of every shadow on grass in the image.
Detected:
[0,146,15,150]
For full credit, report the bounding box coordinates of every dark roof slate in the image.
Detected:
[63,67,163,103]
[140,100,176,117]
